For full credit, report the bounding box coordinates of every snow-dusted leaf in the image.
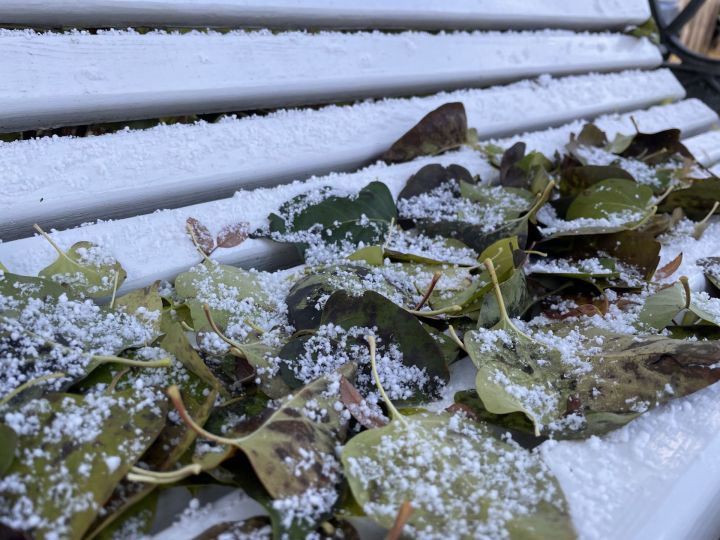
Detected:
[216,222,250,249]
[658,177,720,220]
[38,240,126,298]
[397,163,473,201]
[264,181,397,260]
[559,164,634,197]
[342,411,575,539]
[278,290,449,402]
[0,271,67,309]
[380,102,467,164]
[566,178,653,222]
[114,281,163,341]
[171,363,355,500]
[697,257,720,291]
[0,389,166,539]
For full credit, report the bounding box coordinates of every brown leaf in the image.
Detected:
[216,222,250,249]
[380,102,467,164]
[655,252,683,280]
[186,217,215,256]
[339,377,387,429]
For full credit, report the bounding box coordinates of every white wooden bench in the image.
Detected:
[2,1,720,539]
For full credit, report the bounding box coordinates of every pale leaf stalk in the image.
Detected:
[127,463,202,485]
[0,372,65,406]
[405,305,461,317]
[447,325,467,353]
[167,385,242,446]
[483,258,533,341]
[92,355,172,368]
[365,335,406,426]
[185,222,213,263]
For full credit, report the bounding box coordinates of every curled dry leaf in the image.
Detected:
[186,217,215,256]
[655,252,683,280]
[381,102,468,164]
[216,222,250,249]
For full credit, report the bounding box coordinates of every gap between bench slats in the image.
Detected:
[0,0,650,30]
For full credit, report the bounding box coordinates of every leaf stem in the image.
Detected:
[167,385,240,446]
[679,275,691,310]
[447,325,467,353]
[203,304,244,351]
[365,335,406,426]
[0,372,66,406]
[414,271,442,310]
[92,355,172,368]
[693,201,719,240]
[127,464,203,484]
[109,270,120,309]
[33,223,68,260]
[185,222,212,263]
[405,305,462,317]
[387,501,414,540]
[483,258,533,340]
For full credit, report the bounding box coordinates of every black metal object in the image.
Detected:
[649,0,720,75]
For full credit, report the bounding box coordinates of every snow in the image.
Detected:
[0,69,686,239]
[657,220,720,291]
[0,28,661,134]
[1,99,714,295]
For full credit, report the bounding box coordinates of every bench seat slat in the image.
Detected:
[0,98,715,294]
[0,0,650,31]
[0,29,661,132]
[0,69,685,240]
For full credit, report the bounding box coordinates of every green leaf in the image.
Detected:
[637,282,687,330]
[114,281,163,342]
[380,102,468,164]
[566,178,654,221]
[0,271,68,310]
[279,290,449,401]
[172,364,355,500]
[659,177,720,219]
[0,389,167,539]
[37,240,126,299]
[342,411,575,538]
[347,245,385,266]
[475,268,530,328]
[265,182,397,259]
[0,423,17,476]
[559,165,634,197]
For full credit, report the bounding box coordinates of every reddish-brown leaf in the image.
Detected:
[339,377,387,429]
[216,222,250,249]
[186,217,215,256]
[655,252,683,280]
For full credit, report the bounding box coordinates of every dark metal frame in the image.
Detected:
[650,0,720,84]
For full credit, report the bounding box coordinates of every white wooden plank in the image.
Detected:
[0,98,713,294]
[0,69,686,240]
[0,29,662,132]
[683,128,720,167]
[0,0,650,31]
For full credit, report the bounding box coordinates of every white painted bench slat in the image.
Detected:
[0,29,661,132]
[1,98,715,295]
[0,0,650,31]
[0,69,685,240]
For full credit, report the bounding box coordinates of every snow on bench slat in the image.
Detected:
[0,69,686,240]
[0,0,650,31]
[0,29,661,132]
[684,128,720,167]
[0,98,715,294]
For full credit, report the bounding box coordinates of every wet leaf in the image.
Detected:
[381,103,467,164]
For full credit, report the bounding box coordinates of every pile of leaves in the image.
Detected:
[2,102,720,540]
